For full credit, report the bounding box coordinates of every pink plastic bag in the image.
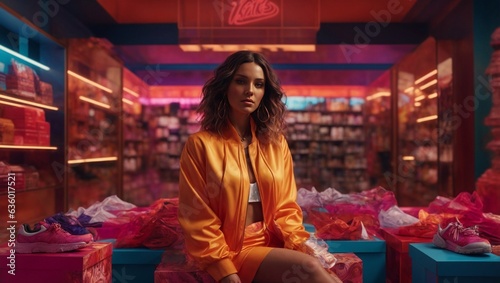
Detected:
[115,198,184,249]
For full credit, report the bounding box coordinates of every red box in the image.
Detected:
[0,118,14,144]
[6,76,36,99]
[37,81,54,105]
[381,228,432,283]
[0,242,112,283]
[11,119,38,130]
[36,121,50,132]
[39,133,50,146]
[2,105,45,121]
[14,129,39,145]
[330,253,363,283]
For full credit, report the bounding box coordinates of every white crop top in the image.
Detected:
[248,182,261,203]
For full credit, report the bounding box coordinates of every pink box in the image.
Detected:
[0,242,112,283]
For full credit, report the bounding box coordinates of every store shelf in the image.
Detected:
[285,97,368,192]
[0,145,57,150]
[394,37,455,206]
[121,68,152,206]
[66,38,123,210]
[0,4,66,243]
[0,91,59,110]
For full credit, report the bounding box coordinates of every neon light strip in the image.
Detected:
[0,99,25,108]
[402,156,415,161]
[415,95,426,102]
[68,71,113,93]
[427,92,438,99]
[0,145,57,150]
[417,115,438,123]
[122,98,133,105]
[419,79,437,90]
[0,94,58,110]
[366,91,390,101]
[123,87,139,97]
[414,69,437,85]
[179,44,316,52]
[414,102,422,107]
[404,86,414,94]
[79,96,111,109]
[0,45,50,71]
[68,156,118,164]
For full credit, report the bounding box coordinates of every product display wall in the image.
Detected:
[0,5,66,242]
[66,38,123,210]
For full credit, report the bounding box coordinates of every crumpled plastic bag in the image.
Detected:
[115,198,183,249]
[307,209,377,240]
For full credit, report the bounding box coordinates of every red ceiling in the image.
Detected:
[97,0,416,24]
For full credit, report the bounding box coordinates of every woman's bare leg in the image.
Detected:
[252,248,342,283]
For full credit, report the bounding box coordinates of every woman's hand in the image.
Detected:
[220,273,241,283]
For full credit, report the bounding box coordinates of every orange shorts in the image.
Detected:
[231,222,282,283]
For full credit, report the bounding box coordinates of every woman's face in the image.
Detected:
[227,62,265,118]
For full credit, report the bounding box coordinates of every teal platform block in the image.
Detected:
[326,238,386,283]
[111,248,165,283]
[409,243,500,283]
[304,222,386,283]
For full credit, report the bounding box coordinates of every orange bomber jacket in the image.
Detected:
[177,120,310,281]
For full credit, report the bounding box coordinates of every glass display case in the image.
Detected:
[285,97,368,192]
[141,98,201,202]
[364,70,392,190]
[122,68,152,206]
[0,4,66,241]
[66,38,123,210]
[395,37,454,206]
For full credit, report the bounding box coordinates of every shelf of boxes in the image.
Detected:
[285,97,368,193]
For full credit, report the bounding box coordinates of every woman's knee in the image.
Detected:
[280,254,325,282]
[299,255,326,275]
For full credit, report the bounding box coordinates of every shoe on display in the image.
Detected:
[432,218,492,255]
[45,212,93,236]
[15,222,93,254]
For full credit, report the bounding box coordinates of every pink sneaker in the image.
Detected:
[16,222,93,254]
[433,218,492,254]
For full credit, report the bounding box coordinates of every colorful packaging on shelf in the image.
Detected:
[2,105,45,121]
[38,121,51,146]
[6,59,37,99]
[10,118,38,130]
[36,81,54,105]
[5,165,40,190]
[0,71,6,90]
[14,129,39,145]
[0,118,14,144]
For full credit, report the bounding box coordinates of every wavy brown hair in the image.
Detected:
[197,50,286,145]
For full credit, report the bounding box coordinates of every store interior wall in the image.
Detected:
[2,0,499,198]
[473,0,500,180]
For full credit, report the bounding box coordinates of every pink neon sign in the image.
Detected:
[228,0,279,26]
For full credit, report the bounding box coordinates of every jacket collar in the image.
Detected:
[224,117,257,143]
